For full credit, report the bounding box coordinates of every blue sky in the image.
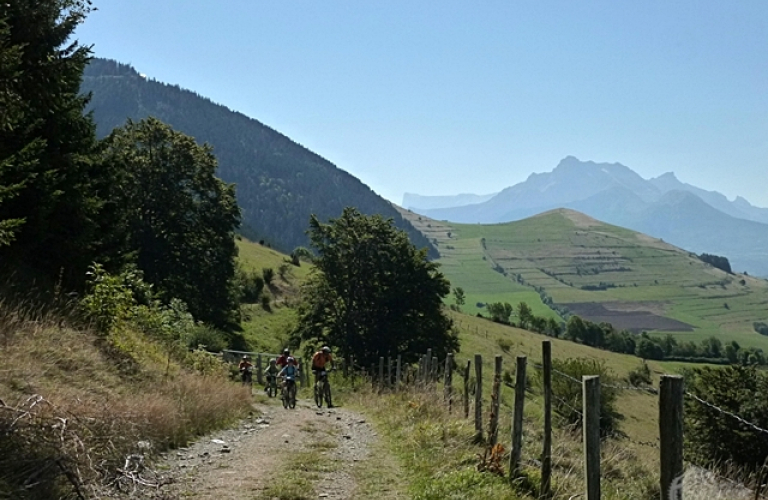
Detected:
[77,1,768,206]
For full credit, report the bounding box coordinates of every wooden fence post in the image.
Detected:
[660,375,684,500]
[510,355,527,479]
[431,355,438,383]
[489,355,503,446]
[583,375,601,500]
[425,349,432,383]
[464,360,471,419]
[342,356,348,378]
[387,357,393,389]
[256,354,264,385]
[474,354,483,441]
[444,353,454,412]
[378,357,385,393]
[396,355,402,391]
[541,340,553,499]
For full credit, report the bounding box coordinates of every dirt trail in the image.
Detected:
[155,395,397,499]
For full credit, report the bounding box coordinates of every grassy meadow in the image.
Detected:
[399,207,768,351]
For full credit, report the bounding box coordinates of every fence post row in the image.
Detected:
[659,375,684,500]
[444,353,454,412]
[474,354,483,441]
[541,340,552,499]
[583,375,601,500]
[489,355,503,446]
[510,355,527,479]
[388,357,393,389]
[431,355,438,382]
[463,359,471,419]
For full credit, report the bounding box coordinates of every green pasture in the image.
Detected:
[400,207,768,352]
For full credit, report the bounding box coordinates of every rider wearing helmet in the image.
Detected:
[311,346,334,384]
[278,356,300,393]
[276,348,291,368]
[238,355,253,385]
[264,358,279,392]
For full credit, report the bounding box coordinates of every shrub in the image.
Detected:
[685,365,768,472]
[186,325,228,352]
[537,358,621,436]
[627,361,652,387]
[262,267,274,285]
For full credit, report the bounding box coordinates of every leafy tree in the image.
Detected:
[293,208,458,366]
[517,302,533,329]
[698,253,732,274]
[0,0,100,286]
[635,338,665,360]
[685,365,768,471]
[98,118,240,329]
[487,302,513,324]
[452,286,465,311]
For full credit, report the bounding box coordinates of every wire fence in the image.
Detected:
[357,340,768,500]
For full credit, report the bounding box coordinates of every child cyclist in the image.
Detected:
[278,357,300,398]
[264,358,279,393]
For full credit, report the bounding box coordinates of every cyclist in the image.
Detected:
[263,358,279,394]
[278,356,300,397]
[276,348,291,368]
[238,355,253,385]
[311,346,333,381]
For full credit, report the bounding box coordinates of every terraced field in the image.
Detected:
[399,207,768,350]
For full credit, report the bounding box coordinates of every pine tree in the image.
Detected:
[0,1,98,286]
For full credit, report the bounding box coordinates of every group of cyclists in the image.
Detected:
[238,346,334,407]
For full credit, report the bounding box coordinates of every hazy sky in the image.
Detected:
[76,1,768,207]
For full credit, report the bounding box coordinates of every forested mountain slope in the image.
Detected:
[81,58,435,257]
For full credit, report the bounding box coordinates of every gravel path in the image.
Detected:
[150,397,386,499]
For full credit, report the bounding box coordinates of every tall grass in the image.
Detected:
[0,301,252,499]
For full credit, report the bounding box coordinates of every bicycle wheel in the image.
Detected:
[281,386,288,409]
[289,384,297,409]
[314,383,323,408]
[324,382,332,407]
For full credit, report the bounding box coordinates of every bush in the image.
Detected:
[262,267,274,285]
[186,325,228,352]
[239,269,264,303]
[685,365,768,472]
[537,358,621,436]
[627,361,652,387]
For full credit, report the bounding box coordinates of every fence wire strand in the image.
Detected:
[685,392,768,436]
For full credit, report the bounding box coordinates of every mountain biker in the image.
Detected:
[264,358,279,393]
[311,346,334,384]
[276,348,291,368]
[278,357,300,394]
[238,355,253,385]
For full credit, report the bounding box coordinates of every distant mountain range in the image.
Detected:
[402,192,497,210]
[81,58,436,258]
[410,156,768,276]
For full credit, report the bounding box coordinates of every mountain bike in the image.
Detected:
[241,366,253,387]
[313,369,333,408]
[265,374,278,398]
[282,378,297,409]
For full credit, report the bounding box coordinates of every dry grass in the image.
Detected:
[0,302,252,499]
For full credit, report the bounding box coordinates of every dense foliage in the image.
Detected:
[0,4,242,334]
[98,118,241,329]
[293,208,458,367]
[685,365,768,471]
[80,58,438,259]
[0,0,100,286]
[698,253,732,274]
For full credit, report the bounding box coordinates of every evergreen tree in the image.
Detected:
[0,0,99,286]
[99,118,241,329]
[293,208,458,366]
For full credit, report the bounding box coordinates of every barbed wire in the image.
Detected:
[530,361,657,395]
[685,392,768,436]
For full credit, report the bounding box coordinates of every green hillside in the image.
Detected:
[400,207,768,350]
[80,58,437,259]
